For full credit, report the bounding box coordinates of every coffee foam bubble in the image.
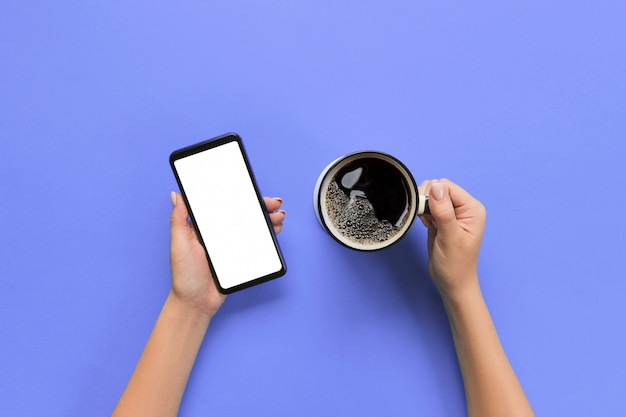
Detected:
[325,181,400,246]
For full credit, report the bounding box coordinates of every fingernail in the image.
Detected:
[170,191,177,206]
[430,182,445,201]
[274,197,283,204]
[278,209,286,216]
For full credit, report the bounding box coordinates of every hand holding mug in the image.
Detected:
[417,179,486,297]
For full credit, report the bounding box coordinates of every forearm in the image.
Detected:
[441,280,534,417]
[111,291,211,417]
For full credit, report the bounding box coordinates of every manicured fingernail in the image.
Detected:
[274,197,283,204]
[278,210,286,216]
[430,182,445,201]
[170,191,177,206]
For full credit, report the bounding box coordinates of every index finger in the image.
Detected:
[264,196,283,212]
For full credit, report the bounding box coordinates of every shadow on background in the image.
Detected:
[218,273,290,316]
[340,232,466,416]
[340,230,437,317]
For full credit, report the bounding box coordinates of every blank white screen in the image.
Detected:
[174,141,282,290]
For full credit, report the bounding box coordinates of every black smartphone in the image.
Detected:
[169,133,286,294]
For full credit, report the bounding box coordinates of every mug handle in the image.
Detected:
[417,194,430,216]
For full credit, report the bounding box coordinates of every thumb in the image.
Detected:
[428,181,458,235]
[170,191,190,233]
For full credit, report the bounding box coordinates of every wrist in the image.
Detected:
[167,291,213,328]
[437,275,482,311]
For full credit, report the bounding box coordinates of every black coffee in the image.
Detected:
[324,157,412,246]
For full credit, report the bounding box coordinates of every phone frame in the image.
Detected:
[169,133,286,294]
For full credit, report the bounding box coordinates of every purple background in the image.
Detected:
[1,1,625,416]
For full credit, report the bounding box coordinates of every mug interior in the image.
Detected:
[314,151,418,251]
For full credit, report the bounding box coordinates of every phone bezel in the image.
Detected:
[169,133,286,294]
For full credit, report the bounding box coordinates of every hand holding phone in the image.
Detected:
[170,133,287,294]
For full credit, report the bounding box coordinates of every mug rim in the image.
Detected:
[313,150,418,251]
